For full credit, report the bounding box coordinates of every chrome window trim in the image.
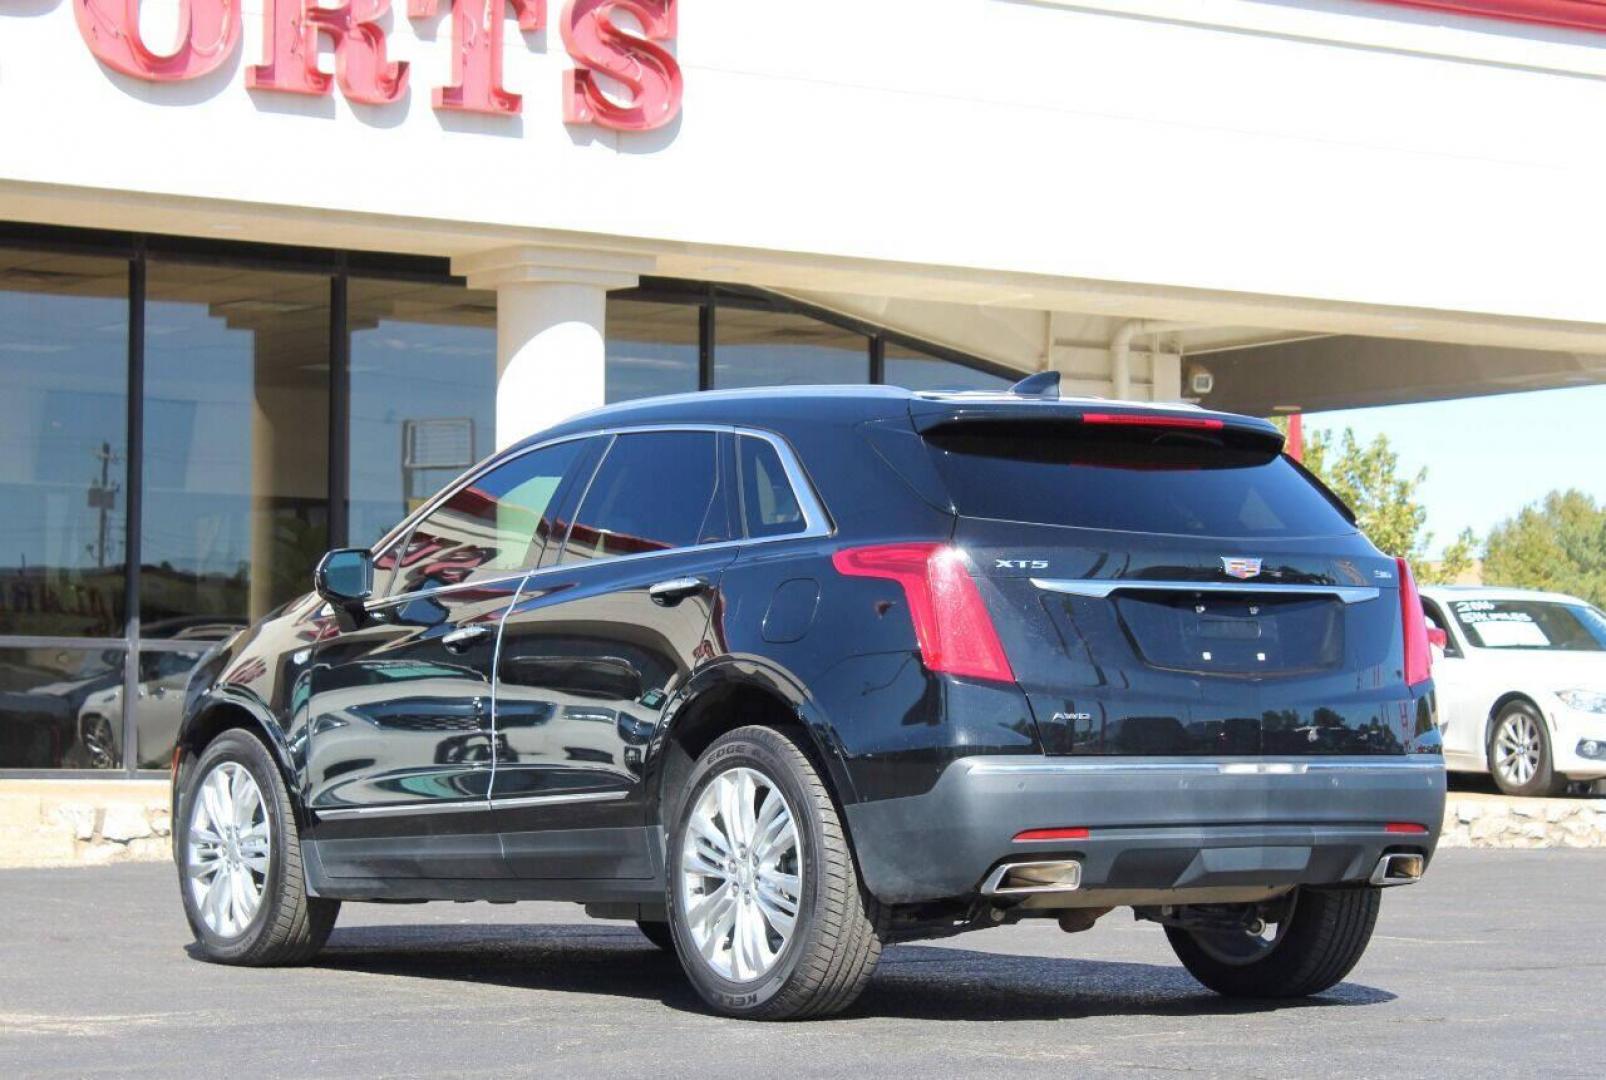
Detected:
[1031,578,1381,605]
[363,424,832,611]
[314,788,628,820]
[963,756,1444,777]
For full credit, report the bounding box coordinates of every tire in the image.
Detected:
[636,919,675,952]
[666,725,886,1020]
[1488,700,1567,798]
[176,729,339,965]
[1165,886,1380,998]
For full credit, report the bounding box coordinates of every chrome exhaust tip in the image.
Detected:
[1370,852,1425,887]
[981,860,1083,896]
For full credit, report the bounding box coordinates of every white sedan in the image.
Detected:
[1420,586,1606,797]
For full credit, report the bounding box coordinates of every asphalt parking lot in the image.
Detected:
[2,850,1603,1079]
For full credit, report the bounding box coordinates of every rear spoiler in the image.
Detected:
[906,394,1286,447]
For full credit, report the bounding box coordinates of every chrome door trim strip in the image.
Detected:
[314,789,629,820]
[1031,578,1381,605]
[963,756,1445,777]
[489,790,629,811]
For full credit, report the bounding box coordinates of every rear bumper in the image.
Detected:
[844,755,1446,904]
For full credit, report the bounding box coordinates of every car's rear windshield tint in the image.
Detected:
[923,422,1354,537]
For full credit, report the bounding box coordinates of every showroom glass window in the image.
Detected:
[348,279,497,549]
[714,308,869,389]
[607,300,699,403]
[142,263,330,630]
[885,342,1011,392]
[0,250,129,638]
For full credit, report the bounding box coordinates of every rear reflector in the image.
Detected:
[1396,557,1432,688]
[831,543,1015,683]
[1385,822,1429,835]
[1014,827,1090,842]
[1080,412,1225,431]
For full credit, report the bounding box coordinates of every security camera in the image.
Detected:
[1186,365,1214,397]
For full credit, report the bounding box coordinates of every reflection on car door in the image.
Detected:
[305,438,590,878]
[492,429,736,881]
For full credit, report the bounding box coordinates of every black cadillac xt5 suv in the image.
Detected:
[171,380,1444,1019]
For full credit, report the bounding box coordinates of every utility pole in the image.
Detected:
[87,441,120,568]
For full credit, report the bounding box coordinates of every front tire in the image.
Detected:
[1489,700,1567,797]
[1165,887,1380,998]
[177,730,339,965]
[667,725,885,1020]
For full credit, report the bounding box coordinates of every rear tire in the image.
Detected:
[667,725,886,1020]
[1488,700,1567,798]
[1165,887,1380,998]
[177,730,339,965]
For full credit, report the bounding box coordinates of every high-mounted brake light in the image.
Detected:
[1080,412,1225,431]
[1397,557,1432,688]
[831,543,1015,683]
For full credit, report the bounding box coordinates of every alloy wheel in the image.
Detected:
[678,766,803,982]
[1494,711,1542,788]
[186,761,271,938]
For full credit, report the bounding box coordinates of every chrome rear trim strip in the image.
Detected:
[315,789,628,820]
[964,757,1444,777]
[1030,578,1381,605]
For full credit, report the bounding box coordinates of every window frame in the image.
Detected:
[368,423,832,604]
[369,433,599,604]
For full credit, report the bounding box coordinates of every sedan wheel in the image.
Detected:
[1488,701,1566,798]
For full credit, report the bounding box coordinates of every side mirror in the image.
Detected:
[1426,626,1449,657]
[315,549,374,613]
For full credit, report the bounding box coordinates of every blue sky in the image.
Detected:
[1307,385,1606,557]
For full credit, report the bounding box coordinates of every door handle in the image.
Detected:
[648,576,708,606]
[442,624,493,652]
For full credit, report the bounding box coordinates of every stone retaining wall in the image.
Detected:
[1437,793,1606,849]
[2,781,1602,870]
[0,781,171,869]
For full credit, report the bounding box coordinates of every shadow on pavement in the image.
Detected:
[300,922,1395,1021]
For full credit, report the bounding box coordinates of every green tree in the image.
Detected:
[1429,526,1479,586]
[1482,490,1606,607]
[1301,427,1428,560]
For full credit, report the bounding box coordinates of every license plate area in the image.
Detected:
[1114,592,1344,675]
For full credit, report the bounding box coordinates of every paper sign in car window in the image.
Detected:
[1470,620,1550,648]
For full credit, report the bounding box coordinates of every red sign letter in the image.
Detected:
[410,0,546,114]
[561,0,681,132]
[74,0,241,80]
[1367,1,1606,32]
[247,0,409,105]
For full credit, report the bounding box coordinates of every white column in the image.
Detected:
[453,246,653,449]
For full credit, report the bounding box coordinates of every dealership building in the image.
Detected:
[1,0,1603,774]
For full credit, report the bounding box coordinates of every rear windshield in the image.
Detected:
[924,423,1353,537]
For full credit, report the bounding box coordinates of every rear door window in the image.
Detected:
[560,431,724,562]
[924,422,1353,538]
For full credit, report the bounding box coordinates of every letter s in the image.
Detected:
[561,0,681,132]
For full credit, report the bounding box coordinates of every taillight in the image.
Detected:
[1397,557,1432,688]
[831,543,1015,683]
